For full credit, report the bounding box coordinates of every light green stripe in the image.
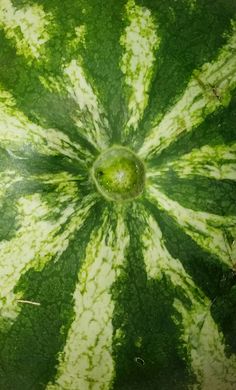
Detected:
[0,0,52,60]
[32,171,84,183]
[38,25,86,91]
[142,210,236,390]
[148,185,236,267]
[120,0,160,139]
[139,22,236,159]
[0,172,83,203]
[0,87,91,162]
[0,190,94,322]
[148,143,236,181]
[47,212,129,390]
[63,59,110,150]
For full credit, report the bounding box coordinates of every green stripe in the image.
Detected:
[148,172,236,217]
[0,146,89,195]
[36,68,104,154]
[0,87,92,163]
[155,144,236,181]
[112,204,191,389]
[120,0,160,143]
[0,202,101,389]
[63,59,110,150]
[143,198,236,359]
[5,154,88,182]
[0,191,95,323]
[141,208,236,389]
[0,0,52,59]
[27,0,85,65]
[131,0,236,150]
[143,199,235,303]
[147,90,236,170]
[0,2,110,153]
[70,0,127,143]
[147,185,236,267]
[48,209,129,390]
[0,32,98,155]
[138,22,236,159]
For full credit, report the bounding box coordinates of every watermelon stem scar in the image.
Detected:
[91,146,145,201]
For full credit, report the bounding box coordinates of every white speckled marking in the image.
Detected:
[64,59,110,150]
[47,213,129,390]
[0,87,90,162]
[0,190,94,321]
[121,0,160,138]
[0,0,51,59]
[139,23,236,159]
[148,185,236,267]
[149,143,236,181]
[142,210,236,390]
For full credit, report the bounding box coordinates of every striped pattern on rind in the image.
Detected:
[142,210,236,390]
[0,1,236,389]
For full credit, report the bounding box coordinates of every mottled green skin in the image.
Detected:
[0,1,236,390]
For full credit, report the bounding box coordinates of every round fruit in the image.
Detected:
[0,1,236,389]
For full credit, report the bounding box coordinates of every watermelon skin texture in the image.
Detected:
[0,0,236,389]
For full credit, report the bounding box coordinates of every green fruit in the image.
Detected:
[0,0,236,389]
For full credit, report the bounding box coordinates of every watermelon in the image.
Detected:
[0,0,236,389]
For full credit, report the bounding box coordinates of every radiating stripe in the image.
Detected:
[38,24,86,95]
[63,59,110,151]
[0,87,91,162]
[142,210,236,390]
[0,170,22,200]
[0,0,51,59]
[31,171,84,187]
[120,0,160,139]
[147,185,236,267]
[0,190,95,321]
[151,143,236,181]
[139,23,236,159]
[0,171,84,205]
[47,211,129,390]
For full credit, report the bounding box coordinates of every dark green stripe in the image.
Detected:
[133,0,236,149]
[143,199,236,355]
[0,30,98,156]
[112,207,192,390]
[0,200,104,390]
[29,0,129,144]
[0,197,19,242]
[155,172,236,216]
[12,0,128,144]
[0,169,93,244]
[0,181,58,245]
[5,180,57,204]
[0,148,94,200]
[78,0,128,144]
[0,150,88,175]
[28,0,87,70]
[212,284,236,356]
[147,90,236,169]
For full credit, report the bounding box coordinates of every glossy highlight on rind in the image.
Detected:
[0,0,236,389]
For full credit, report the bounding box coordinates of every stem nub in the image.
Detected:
[92,146,145,201]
